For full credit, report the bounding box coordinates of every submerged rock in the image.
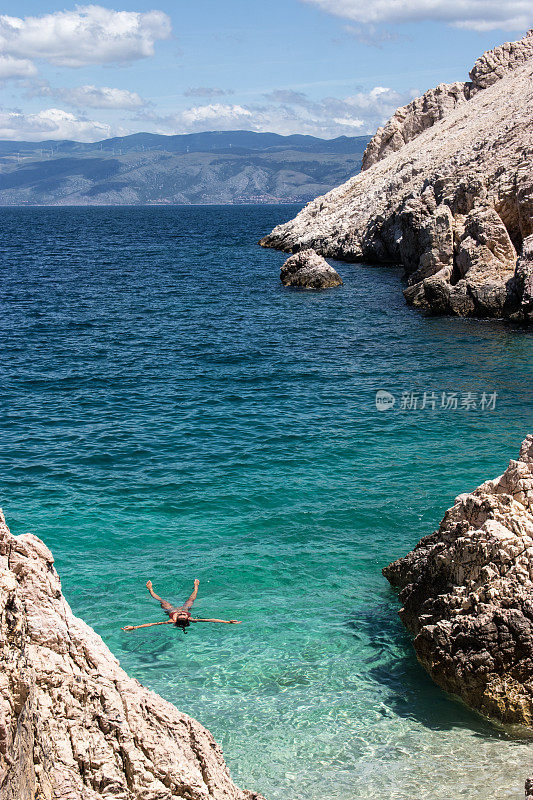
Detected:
[0,510,263,800]
[260,31,533,321]
[280,248,342,289]
[383,435,533,731]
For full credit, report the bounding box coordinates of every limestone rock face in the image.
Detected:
[361,82,475,171]
[280,248,342,289]
[260,32,533,320]
[362,30,533,171]
[513,234,533,323]
[404,205,519,317]
[0,511,263,800]
[469,29,533,88]
[383,435,533,730]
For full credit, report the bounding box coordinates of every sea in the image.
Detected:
[0,205,532,800]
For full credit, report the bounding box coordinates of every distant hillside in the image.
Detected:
[0,130,371,206]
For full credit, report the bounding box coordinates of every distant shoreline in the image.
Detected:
[0,129,369,208]
[0,201,306,208]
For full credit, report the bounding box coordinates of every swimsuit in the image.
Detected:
[159,599,191,627]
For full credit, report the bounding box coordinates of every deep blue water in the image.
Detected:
[0,205,532,800]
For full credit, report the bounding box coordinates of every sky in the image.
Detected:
[0,0,531,141]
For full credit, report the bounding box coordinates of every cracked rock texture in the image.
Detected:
[361,82,476,171]
[362,31,533,170]
[280,248,342,289]
[383,434,533,729]
[515,234,533,319]
[260,31,533,321]
[0,511,263,800]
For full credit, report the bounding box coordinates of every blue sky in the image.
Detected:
[0,0,530,140]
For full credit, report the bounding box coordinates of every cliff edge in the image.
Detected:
[260,32,533,321]
[384,435,533,725]
[0,510,263,800]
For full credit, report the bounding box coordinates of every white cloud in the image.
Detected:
[0,107,118,141]
[343,24,404,48]
[0,55,37,80]
[54,85,146,109]
[139,86,417,138]
[315,86,418,133]
[0,5,171,68]
[181,103,253,127]
[302,0,533,31]
[332,117,364,127]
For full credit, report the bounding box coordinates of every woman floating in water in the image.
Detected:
[121,579,241,632]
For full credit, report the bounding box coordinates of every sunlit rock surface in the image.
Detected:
[260,32,533,321]
[384,435,533,726]
[280,248,342,289]
[384,435,533,797]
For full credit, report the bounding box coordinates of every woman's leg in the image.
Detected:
[182,579,200,611]
[146,580,175,615]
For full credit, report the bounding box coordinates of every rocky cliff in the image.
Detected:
[361,32,533,170]
[384,435,533,731]
[0,510,263,800]
[260,32,533,321]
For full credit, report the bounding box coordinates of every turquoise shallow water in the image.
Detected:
[0,205,532,799]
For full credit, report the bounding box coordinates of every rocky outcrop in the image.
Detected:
[469,30,533,88]
[404,205,519,317]
[514,235,533,323]
[280,248,342,289]
[0,510,263,800]
[362,30,533,170]
[383,435,533,730]
[260,31,533,321]
[361,82,475,171]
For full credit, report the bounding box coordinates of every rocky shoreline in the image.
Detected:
[384,435,533,795]
[2,454,533,797]
[260,32,533,322]
[0,510,263,800]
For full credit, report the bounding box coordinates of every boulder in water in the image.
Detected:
[280,248,342,289]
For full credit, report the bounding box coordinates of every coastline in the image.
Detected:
[1,203,531,799]
[260,32,533,322]
[384,435,533,793]
[1,3,532,798]
[0,509,264,800]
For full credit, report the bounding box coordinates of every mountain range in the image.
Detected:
[0,130,371,205]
